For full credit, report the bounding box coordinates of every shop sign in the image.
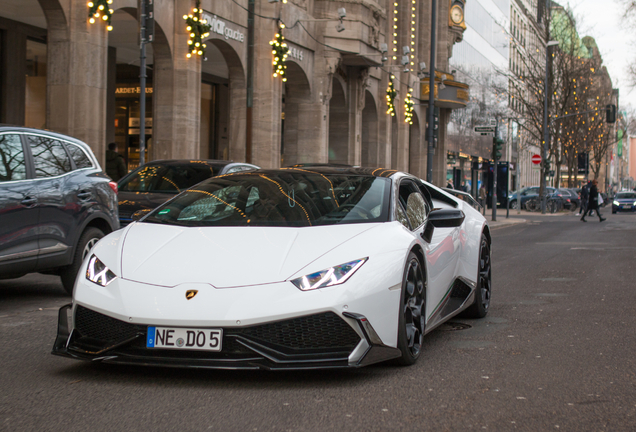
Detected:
[116,86,153,95]
[202,12,245,43]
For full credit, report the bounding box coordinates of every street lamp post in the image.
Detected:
[426,0,437,183]
[541,40,559,214]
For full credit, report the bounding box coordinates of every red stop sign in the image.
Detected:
[532,154,542,165]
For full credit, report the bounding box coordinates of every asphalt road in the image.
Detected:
[2,212,636,431]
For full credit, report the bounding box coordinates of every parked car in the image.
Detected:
[117,160,259,227]
[0,127,119,294]
[53,167,491,370]
[507,186,557,209]
[557,188,580,211]
[612,191,636,213]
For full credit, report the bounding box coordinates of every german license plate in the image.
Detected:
[625,205,631,209]
[146,326,222,351]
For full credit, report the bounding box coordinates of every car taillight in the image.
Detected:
[108,181,118,194]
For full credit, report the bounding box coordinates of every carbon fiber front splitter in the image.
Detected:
[52,304,401,370]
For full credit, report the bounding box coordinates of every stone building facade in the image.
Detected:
[0,0,470,186]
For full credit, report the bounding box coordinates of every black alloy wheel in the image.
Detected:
[395,252,426,365]
[463,234,491,318]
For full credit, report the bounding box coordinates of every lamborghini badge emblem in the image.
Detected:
[185,290,198,300]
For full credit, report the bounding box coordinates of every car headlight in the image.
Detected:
[86,255,117,287]
[613,200,619,206]
[290,258,367,291]
[633,201,636,206]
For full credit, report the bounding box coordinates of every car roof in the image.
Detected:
[143,159,239,169]
[252,166,399,178]
[0,125,92,149]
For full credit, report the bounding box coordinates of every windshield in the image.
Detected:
[143,171,391,227]
[616,192,636,199]
[119,163,221,193]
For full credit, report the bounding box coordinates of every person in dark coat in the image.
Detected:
[581,179,605,222]
[105,142,127,181]
[578,180,590,216]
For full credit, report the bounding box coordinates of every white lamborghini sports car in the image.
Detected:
[52,167,491,370]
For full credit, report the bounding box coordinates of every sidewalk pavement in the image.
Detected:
[482,208,573,229]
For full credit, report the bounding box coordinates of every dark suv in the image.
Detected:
[0,127,119,294]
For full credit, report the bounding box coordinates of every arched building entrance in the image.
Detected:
[361,90,378,168]
[201,39,246,162]
[281,61,312,166]
[329,76,349,164]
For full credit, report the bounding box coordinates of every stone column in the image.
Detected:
[46,1,108,166]
[152,1,201,161]
[251,14,282,168]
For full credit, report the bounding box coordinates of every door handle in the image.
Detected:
[21,197,37,207]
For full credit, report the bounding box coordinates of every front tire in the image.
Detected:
[395,252,426,366]
[463,234,491,318]
[60,227,104,295]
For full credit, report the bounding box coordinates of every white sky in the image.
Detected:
[564,0,635,110]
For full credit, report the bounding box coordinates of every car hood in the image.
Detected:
[119,222,378,288]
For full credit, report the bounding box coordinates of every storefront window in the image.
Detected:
[115,85,152,171]
[25,39,47,129]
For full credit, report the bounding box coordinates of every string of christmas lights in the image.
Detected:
[404,88,414,124]
[183,1,211,58]
[392,2,398,60]
[386,75,397,116]
[270,21,289,82]
[87,0,114,31]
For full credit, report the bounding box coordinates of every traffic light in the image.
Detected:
[606,104,616,123]
[492,137,503,161]
[543,159,551,171]
[433,107,439,139]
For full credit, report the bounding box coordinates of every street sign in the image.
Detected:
[531,154,542,165]
[490,118,497,126]
[474,126,495,133]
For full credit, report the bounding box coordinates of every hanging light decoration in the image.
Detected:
[404,87,414,124]
[183,0,211,58]
[269,21,289,82]
[88,0,114,31]
[386,75,397,116]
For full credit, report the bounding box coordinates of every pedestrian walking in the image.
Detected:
[479,184,487,215]
[106,142,127,181]
[581,179,605,222]
[578,180,590,216]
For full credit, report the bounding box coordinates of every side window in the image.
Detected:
[225,166,247,174]
[65,143,93,169]
[395,203,409,228]
[397,180,429,230]
[27,135,71,178]
[405,193,427,229]
[0,134,27,182]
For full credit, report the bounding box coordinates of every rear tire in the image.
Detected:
[60,227,104,295]
[395,252,426,366]
[462,234,491,319]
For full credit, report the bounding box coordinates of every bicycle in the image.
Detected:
[524,195,563,213]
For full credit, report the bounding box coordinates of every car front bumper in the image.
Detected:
[52,304,401,370]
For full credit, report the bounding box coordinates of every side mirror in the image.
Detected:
[421,209,465,243]
[131,208,153,222]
